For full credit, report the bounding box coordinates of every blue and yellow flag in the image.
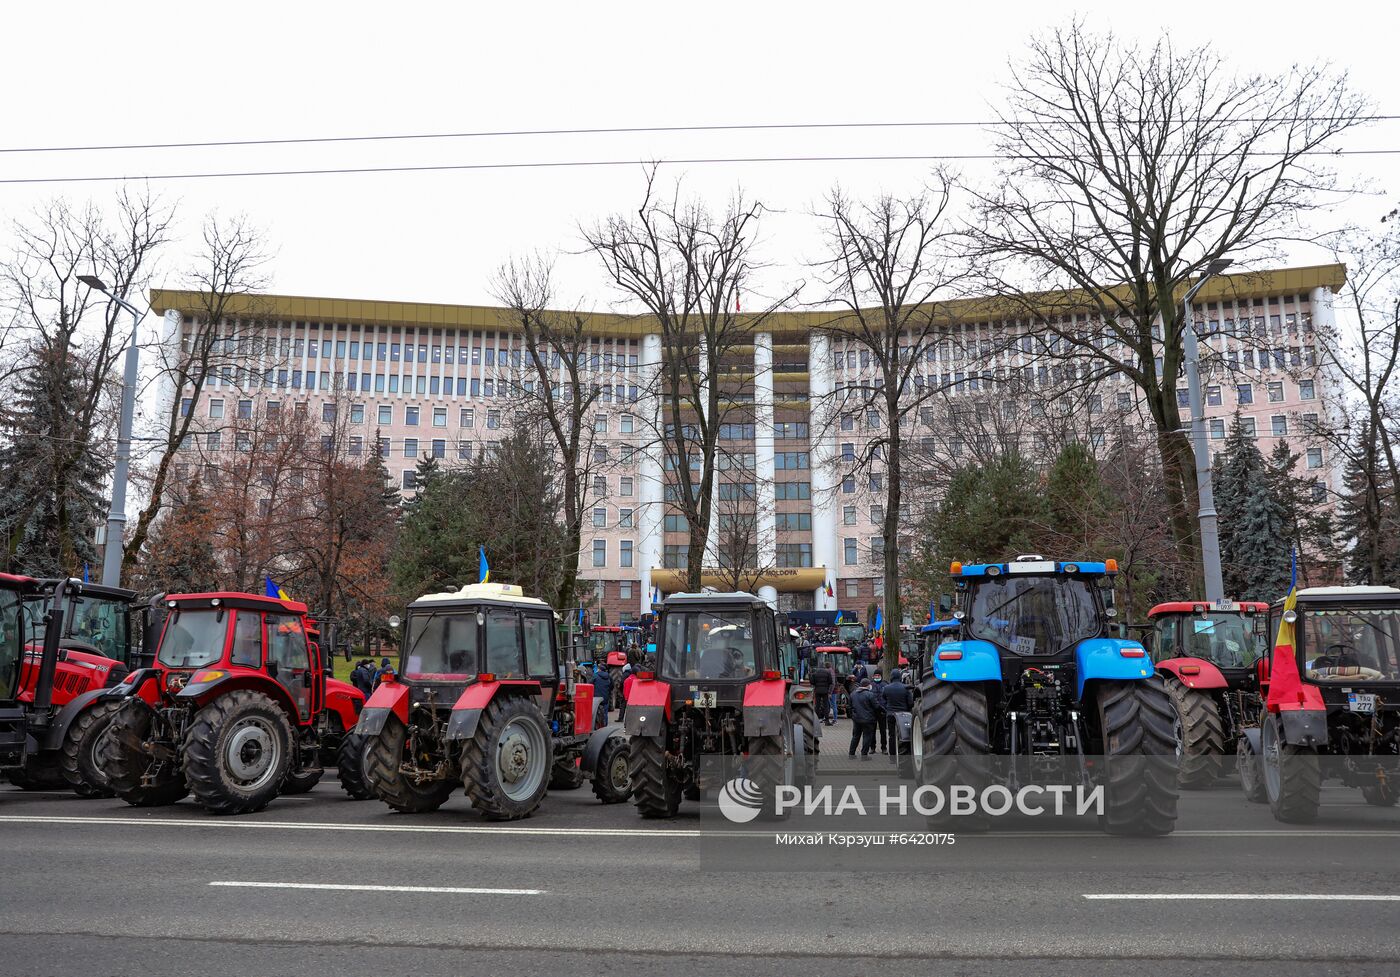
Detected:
[478,546,490,584]
[265,576,290,601]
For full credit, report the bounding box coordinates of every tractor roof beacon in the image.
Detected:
[0,574,145,797]
[355,581,631,820]
[914,556,1179,836]
[1253,585,1400,823]
[1146,600,1270,793]
[94,591,366,814]
[623,591,818,819]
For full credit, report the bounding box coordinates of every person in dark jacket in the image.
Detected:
[881,674,914,762]
[852,660,869,682]
[848,678,879,759]
[350,659,377,696]
[373,657,395,688]
[870,671,887,753]
[811,664,835,726]
[592,663,611,728]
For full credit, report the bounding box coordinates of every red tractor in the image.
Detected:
[1244,585,1400,822]
[356,582,630,820]
[96,591,366,814]
[624,591,818,818]
[1146,599,1269,789]
[589,625,632,709]
[0,574,146,796]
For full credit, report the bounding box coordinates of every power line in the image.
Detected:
[2,149,1399,186]
[1,116,1395,155]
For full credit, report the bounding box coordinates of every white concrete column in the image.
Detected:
[1310,285,1346,498]
[637,333,664,613]
[753,332,777,573]
[758,584,778,609]
[809,330,838,611]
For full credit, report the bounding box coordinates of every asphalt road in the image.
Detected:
[3,753,1400,977]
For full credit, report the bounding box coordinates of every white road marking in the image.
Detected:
[5,814,1400,839]
[210,881,542,895]
[1085,894,1400,901]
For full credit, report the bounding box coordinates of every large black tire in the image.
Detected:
[794,701,820,762]
[629,734,680,818]
[1164,677,1225,790]
[1362,782,1400,807]
[591,735,632,804]
[747,733,788,820]
[364,718,457,813]
[336,732,374,800]
[182,690,293,815]
[281,765,323,795]
[1095,678,1180,837]
[60,700,124,798]
[549,758,587,790]
[918,676,991,831]
[1237,735,1267,803]
[7,755,68,790]
[462,695,553,820]
[1262,714,1321,824]
[98,700,189,807]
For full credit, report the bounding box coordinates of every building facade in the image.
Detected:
[150,263,1347,619]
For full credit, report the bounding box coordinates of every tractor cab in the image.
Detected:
[913,620,960,683]
[837,621,866,650]
[19,580,142,705]
[779,626,802,679]
[0,574,43,767]
[589,626,631,668]
[657,593,777,695]
[1147,600,1268,677]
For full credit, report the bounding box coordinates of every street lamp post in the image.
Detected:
[79,275,143,589]
[1180,258,1234,603]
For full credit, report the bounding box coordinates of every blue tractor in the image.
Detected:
[915,555,1179,836]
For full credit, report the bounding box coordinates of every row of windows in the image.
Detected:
[201,366,642,403]
[197,333,640,372]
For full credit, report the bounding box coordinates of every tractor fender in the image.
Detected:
[177,671,301,725]
[37,688,108,751]
[322,678,365,732]
[1242,726,1262,756]
[1157,657,1229,691]
[98,667,163,703]
[354,681,410,736]
[1264,640,1327,714]
[743,675,788,738]
[580,723,625,775]
[926,639,1003,684]
[1074,638,1153,699]
[1279,708,1329,748]
[623,676,671,738]
[445,680,540,741]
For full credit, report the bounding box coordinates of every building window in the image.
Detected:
[1306,447,1323,469]
[405,406,420,426]
[1267,381,1285,403]
[589,507,605,528]
[594,414,608,434]
[775,512,812,531]
[403,438,418,458]
[1237,383,1253,405]
[663,544,689,568]
[591,540,606,568]
[842,475,855,494]
[664,514,688,532]
[619,508,633,528]
[431,439,445,459]
[866,411,879,429]
[1209,418,1225,439]
[350,403,365,424]
[620,540,634,568]
[844,506,857,525]
[775,482,810,501]
[1272,415,1288,437]
[776,543,813,568]
[1118,391,1133,411]
[402,469,416,490]
[775,451,809,470]
[870,504,884,524]
[433,407,447,427]
[1310,480,1327,503]
[845,580,859,599]
[1241,416,1257,438]
[349,436,363,457]
[487,411,501,430]
[616,476,633,498]
[457,440,471,460]
[869,473,882,492]
[592,475,607,497]
[1299,379,1315,400]
[620,580,633,600]
[238,399,253,419]
[376,405,392,425]
[1205,386,1222,407]
[209,398,224,418]
[621,414,634,434]
[206,431,221,450]
[840,413,854,432]
[841,443,855,461]
[843,538,858,565]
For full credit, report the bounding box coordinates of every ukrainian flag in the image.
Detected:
[479,546,490,584]
[265,576,290,601]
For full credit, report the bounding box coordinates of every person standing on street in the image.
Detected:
[811,661,835,726]
[881,671,914,763]
[592,662,611,728]
[848,678,879,759]
[871,671,888,753]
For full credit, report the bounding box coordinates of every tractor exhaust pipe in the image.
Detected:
[32,578,80,720]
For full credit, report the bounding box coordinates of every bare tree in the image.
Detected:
[583,169,795,590]
[709,467,778,593]
[967,21,1367,589]
[122,215,271,574]
[812,175,977,678]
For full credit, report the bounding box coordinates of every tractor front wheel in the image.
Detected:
[549,757,587,790]
[60,700,124,797]
[1095,678,1179,837]
[182,691,293,815]
[281,765,323,795]
[591,735,631,804]
[628,734,680,818]
[336,732,374,800]
[918,676,991,831]
[98,700,188,807]
[462,696,553,820]
[1237,735,1267,803]
[1164,677,1225,790]
[364,718,457,813]
[1261,714,1321,823]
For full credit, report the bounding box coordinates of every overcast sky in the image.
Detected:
[2,1,1395,311]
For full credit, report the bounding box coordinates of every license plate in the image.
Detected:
[1348,693,1378,713]
[1212,599,1236,611]
[695,691,717,708]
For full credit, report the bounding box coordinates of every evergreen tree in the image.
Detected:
[1213,416,1290,600]
[0,345,108,576]
[1266,439,1336,585]
[1043,442,1113,557]
[1336,430,1400,585]
[132,479,220,594]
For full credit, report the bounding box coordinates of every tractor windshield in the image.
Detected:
[1179,613,1263,668]
[661,610,760,681]
[64,595,132,664]
[837,623,865,646]
[1299,604,1400,684]
[968,575,1101,657]
[589,631,620,659]
[157,609,231,668]
[403,611,479,680]
[0,587,22,701]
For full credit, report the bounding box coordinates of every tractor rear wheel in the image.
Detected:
[591,735,632,804]
[549,757,587,790]
[7,755,68,790]
[1262,714,1321,823]
[1164,677,1225,790]
[462,696,553,820]
[182,690,293,815]
[1362,782,1400,806]
[628,734,680,818]
[1237,735,1267,803]
[1095,678,1179,837]
[98,700,188,807]
[918,676,991,831]
[747,733,788,819]
[336,732,374,800]
[60,700,123,797]
[363,718,457,813]
[793,701,820,778]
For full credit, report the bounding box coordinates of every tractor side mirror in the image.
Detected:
[937,593,953,615]
[266,660,280,679]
